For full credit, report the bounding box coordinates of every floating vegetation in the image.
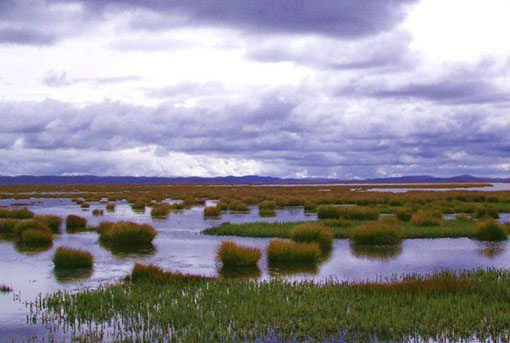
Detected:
[216,240,261,268]
[52,246,94,269]
[65,215,87,233]
[351,223,402,246]
[290,223,333,252]
[472,219,508,242]
[99,221,157,248]
[267,239,321,264]
[35,269,510,343]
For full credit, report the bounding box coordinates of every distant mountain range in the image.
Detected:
[0,174,508,185]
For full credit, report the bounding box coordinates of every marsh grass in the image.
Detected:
[290,223,333,252]
[52,247,93,269]
[128,263,213,283]
[80,202,90,209]
[258,208,276,217]
[410,210,443,227]
[204,205,221,217]
[20,229,53,246]
[0,207,34,219]
[472,219,508,242]
[65,215,87,233]
[203,222,299,238]
[317,205,379,220]
[99,221,157,248]
[351,223,402,246]
[35,215,62,233]
[106,202,115,211]
[474,205,500,219]
[38,269,510,343]
[151,203,171,217]
[216,240,261,268]
[92,209,104,216]
[0,218,19,235]
[96,221,115,234]
[266,239,321,264]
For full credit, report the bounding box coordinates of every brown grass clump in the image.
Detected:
[290,223,333,252]
[410,210,442,227]
[472,219,508,242]
[351,223,402,246]
[99,221,157,247]
[204,205,221,217]
[216,241,261,268]
[128,263,212,283]
[65,215,87,233]
[35,215,62,233]
[52,247,93,269]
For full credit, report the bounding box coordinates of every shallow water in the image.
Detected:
[1,198,510,342]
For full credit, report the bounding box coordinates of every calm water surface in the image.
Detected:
[1,198,510,342]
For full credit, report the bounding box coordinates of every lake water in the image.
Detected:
[2,198,510,342]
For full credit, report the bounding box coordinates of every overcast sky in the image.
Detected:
[1,0,510,178]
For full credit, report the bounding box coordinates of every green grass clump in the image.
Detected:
[106,203,115,211]
[99,221,157,248]
[52,247,93,269]
[410,210,442,227]
[151,203,171,217]
[35,215,62,233]
[204,205,221,217]
[0,218,19,235]
[216,240,261,268]
[395,209,413,222]
[351,223,402,246]
[290,223,333,251]
[65,215,87,233]
[0,207,34,219]
[317,205,379,220]
[472,219,508,242]
[474,205,500,219]
[129,263,212,283]
[267,239,321,264]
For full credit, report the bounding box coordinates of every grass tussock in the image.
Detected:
[472,219,508,242]
[129,263,213,283]
[474,205,500,219]
[52,247,93,269]
[0,218,19,235]
[151,203,172,217]
[216,240,261,268]
[351,223,402,246]
[34,215,62,234]
[96,221,115,234]
[99,221,157,247]
[0,284,13,293]
[410,210,442,227]
[267,239,321,264]
[80,202,90,209]
[258,208,276,217]
[317,205,379,220]
[290,223,333,252]
[204,205,221,217]
[14,219,53,246]
[0,207,34,219]
[65,215,87,233]
[92,209,104,216]
[106,203,115,211]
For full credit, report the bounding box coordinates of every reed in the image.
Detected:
[290,223,333,251]
[216,240,261,268]
[266,239,321,264]
[52,247,93,269]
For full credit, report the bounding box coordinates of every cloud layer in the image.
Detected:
[0,0,509,178]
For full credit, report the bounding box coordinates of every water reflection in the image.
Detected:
[477,242,505,258]
[349,243,403,261]
[100,242,157,259]
[53,268,93,284]
[268,263,319,276]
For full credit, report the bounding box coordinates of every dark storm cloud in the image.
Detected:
[77,0,417,38]
[0,27,56,45]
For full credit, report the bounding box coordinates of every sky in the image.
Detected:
[1,0,510,179]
